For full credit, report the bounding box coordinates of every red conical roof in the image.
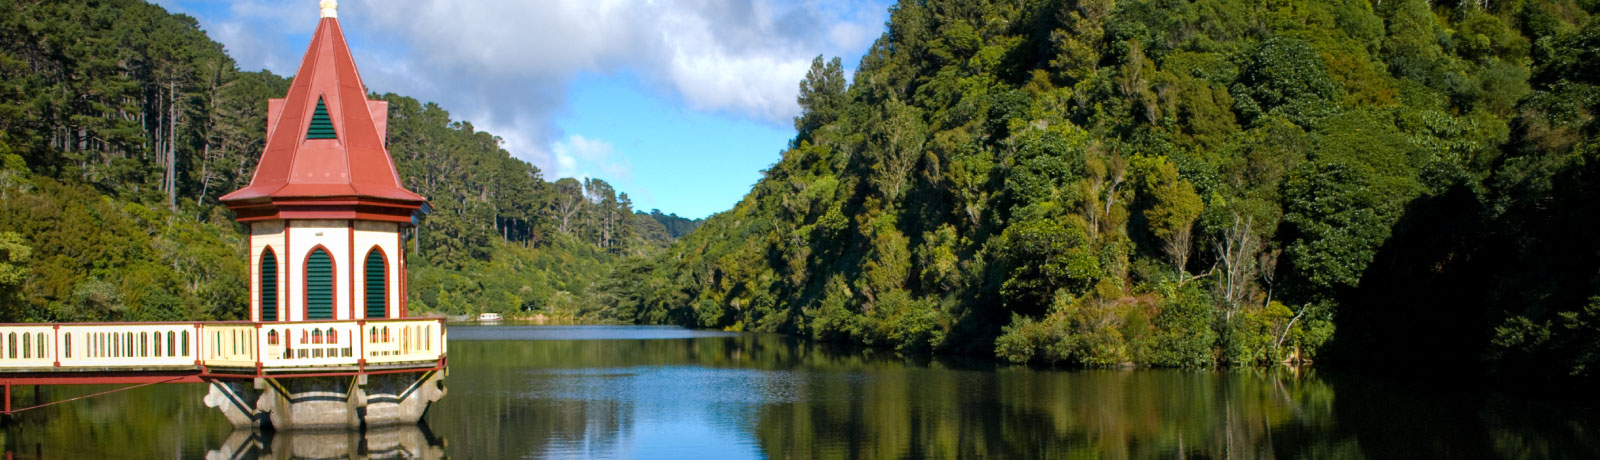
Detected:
[221,16,426,224]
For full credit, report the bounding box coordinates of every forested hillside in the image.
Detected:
[0,0,675,322]
[615,0,1600,389]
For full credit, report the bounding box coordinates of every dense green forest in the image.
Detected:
[0,0,693,322]
[613,0,1600,389]
[5,0,1600,392]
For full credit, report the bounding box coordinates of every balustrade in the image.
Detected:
[0,318,444,373]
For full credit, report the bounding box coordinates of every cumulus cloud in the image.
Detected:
[346,0,882,174]
[552,134,632,182]
[164,0,887,178]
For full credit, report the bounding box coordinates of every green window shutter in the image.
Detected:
[306,98,337,139]
[260,249,278,322]
[306,248,334,320]
[364,249,387,319]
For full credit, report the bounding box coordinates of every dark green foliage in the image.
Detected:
[0,0,678,323]
[614,0,1600,391]
[1140,283,1217,367]
[644,210,703,239]
[1232,37,1343,126]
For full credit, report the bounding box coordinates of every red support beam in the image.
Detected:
[0,371,207,386]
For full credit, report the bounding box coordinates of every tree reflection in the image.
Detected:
[4,330,1598,459]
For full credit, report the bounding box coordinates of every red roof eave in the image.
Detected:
[225,195,425,225]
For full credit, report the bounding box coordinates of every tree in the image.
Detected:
[0,232,30,319]
[875,97,927,202]
[549,178,584,235]
[1212,211,1258,318]
[1138,157,1203,277]
[794,55,846,144]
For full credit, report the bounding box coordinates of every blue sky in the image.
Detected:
[151,0,894,219]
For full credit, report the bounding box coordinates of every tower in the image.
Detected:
[220,2,426,323]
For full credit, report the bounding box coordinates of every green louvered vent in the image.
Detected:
[306,98,336,139]
[306,249,334,320]
[364,249,387,319]
[260,248,278,322]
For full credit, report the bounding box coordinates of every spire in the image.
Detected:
[221,7,426,224]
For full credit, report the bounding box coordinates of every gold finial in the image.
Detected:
[320,0,337,18]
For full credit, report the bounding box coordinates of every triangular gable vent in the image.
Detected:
[307,98,336,139]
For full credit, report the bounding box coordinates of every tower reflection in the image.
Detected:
[206,422,446,460]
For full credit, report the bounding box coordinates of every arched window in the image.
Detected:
[261,247,279,322]
[364,247,388,319]
[305,247,335,320]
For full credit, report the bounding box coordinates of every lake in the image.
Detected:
[2,324,1596,459]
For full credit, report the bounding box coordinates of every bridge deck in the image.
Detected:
[0,318,446,384]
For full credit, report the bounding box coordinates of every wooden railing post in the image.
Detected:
[193,323,203,366]
[253,323,262,374]
[357,320,366,372]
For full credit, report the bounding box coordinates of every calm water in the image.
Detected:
[2,324,1596,459]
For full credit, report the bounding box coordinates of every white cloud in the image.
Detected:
[171,0,888,178]
[345,0,883,176]
[552,134,632,184]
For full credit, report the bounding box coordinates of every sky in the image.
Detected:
[150,0,894,219]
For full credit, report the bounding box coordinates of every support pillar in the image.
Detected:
[203,370,444,430]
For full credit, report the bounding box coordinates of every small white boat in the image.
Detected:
[477,313,503,322]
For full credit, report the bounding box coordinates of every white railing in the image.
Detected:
[61,323,202,368]
[260,321,357,368]
[0,318,445,373]
[205,323,258,368]
[363,320,443,365]
[0,325,56,368]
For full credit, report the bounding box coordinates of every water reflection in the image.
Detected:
[421,325,1600,459]
[1,325,1596,459]
[204,423,445,460]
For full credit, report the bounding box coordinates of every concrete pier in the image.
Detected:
[204,370,445,430]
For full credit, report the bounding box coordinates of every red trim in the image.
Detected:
[357,319,366,372]
[0,361,444,385]
[0,372,205,386]
[243,363,441,380]
[0,320,253,327]
[348,221,356,320]
[0,317,440,327]
[250,229,257,322]
[227,198,421,224]
[362,245,390,319]
[234,208,416,224]
[302,244,337,321]
[194,322,204,366]
[253,323,262,374]
[398,226,408,318]
[359,316,445,324]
